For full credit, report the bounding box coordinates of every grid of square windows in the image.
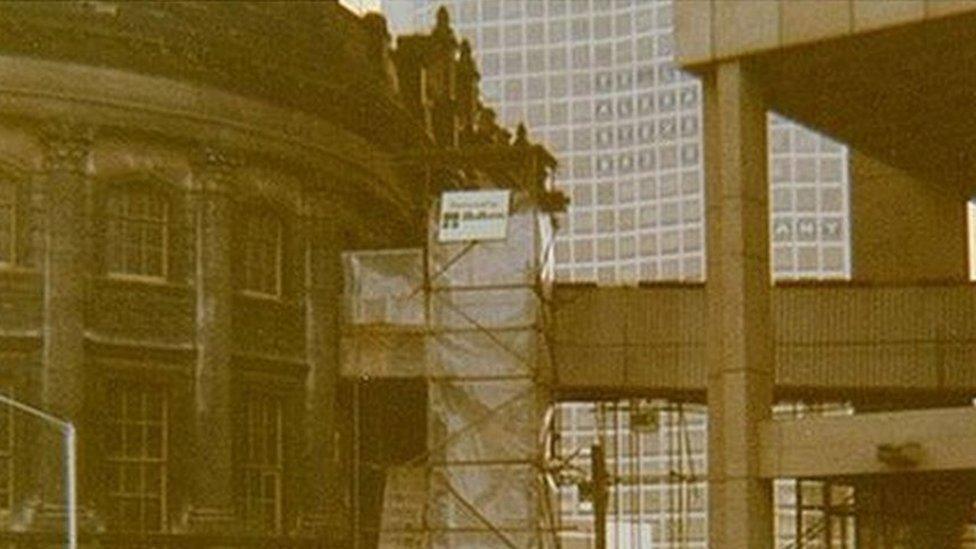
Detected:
[0,180,15,266]
[553,401,854,548]
[555,402,708,547]
[769,114,851,279]
[425,0,704,284]
[407,0,852,285]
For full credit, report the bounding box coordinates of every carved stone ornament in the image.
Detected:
[301,189,337,220]
[191,145,242,195]
[40,121,94,174]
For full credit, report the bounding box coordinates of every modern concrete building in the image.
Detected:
[382,0,852,285]
[377,2,976,547]
[673,1,976,547]
[379,2,857,547]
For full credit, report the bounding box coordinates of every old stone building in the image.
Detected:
[0,2,553,546]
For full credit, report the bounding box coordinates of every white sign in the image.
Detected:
[438,190,510,242]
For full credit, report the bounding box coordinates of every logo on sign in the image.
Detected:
[438,190,511,242]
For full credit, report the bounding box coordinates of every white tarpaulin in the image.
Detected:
[341,249,426,378]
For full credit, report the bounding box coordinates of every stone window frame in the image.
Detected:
[0,384,13,513]
[104,380,168,533]
[0,177,17,267]
[239,203,283,299]
[103,180,172,283]
[241,390,283,533]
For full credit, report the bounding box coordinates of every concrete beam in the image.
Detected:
[675,0,976,67]
[551,282,976,399]
[760,406,976,478]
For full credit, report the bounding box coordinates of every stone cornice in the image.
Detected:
[0,54,379,182]
[0,2,425,151]
[0,54,414,230]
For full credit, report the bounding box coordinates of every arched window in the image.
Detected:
[105,186,169,279]
[241,207,282,297]
[0,179,16,266]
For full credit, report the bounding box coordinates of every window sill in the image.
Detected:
[236,291,304,311]
[0,264,38,275]
[0,266,41,291]
[97,275,190,297]
[106,273,170,285]
[240,289,282,302]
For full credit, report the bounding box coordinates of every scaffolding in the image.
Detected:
[551,400,707,549]
[548,400,877,549]
[342,191,559,548]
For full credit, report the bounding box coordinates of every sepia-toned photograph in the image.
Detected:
[0,0,974,547]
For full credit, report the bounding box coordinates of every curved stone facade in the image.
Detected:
[0,2,515,546]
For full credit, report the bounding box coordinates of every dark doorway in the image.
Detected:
[348,378,427,549]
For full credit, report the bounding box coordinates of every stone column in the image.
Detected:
[703,61,774,549]
[32,122,93,527]
[299,191,345,538]
[184,147,238,531]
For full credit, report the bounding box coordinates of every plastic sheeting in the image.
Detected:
[343,192,557,548]
[341,249,426,378]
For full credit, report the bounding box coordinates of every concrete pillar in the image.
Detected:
[703,61,774,549]
[299,192,345,537]
[32,121,92,526]
[184,147,238,530]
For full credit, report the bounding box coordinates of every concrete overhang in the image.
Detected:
[679,4,976,196]
[676,0,976,66]
[760,406,976,478]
